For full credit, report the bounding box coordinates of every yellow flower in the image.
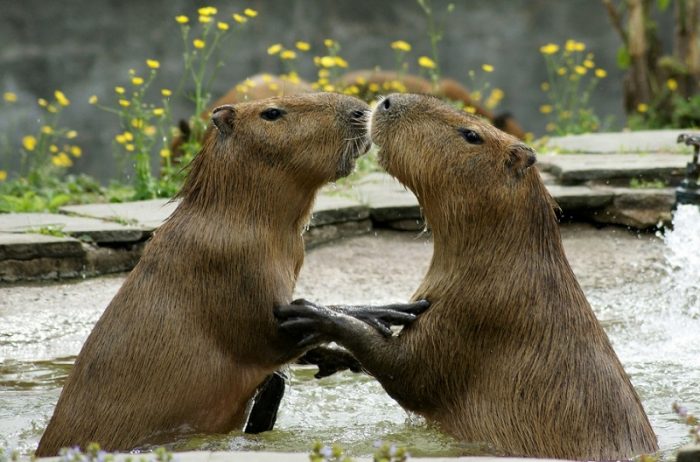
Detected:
[54,90,70,106]
[318,69,330,79]
[541,82,550,91]
[198,6,217,16]
[268,83,279,91]
[3,92,17,103]
[193,39,205,49]
[637,103,648,113]
[161,88,172,97]
[285,72,300,84]
[37,98,48,107]
[565,39,577,52]
[244,8,258,17]
[594,68,607,78]
[115,134,126,144]
[490,88,505,101]
[0,170,7,181]
[47,105,58,113]
[153,108,165,116]
[583,59,595,68]
[574,65,586,75]
[51,152,72,168]
[128,68,136,75]
[41,126,53,135]
[540,43,559,55]
[144,125,156,136]
[119,99,130,107]
[66,130,78,139]
[23,135,37,151]
[70,146,82,157]
[575,41,586,51]
[464,106,477,114]
[89,95,98,104]
[344,85,360,95]
[261,74,272,82]
[296,41,311,51]
[131,118,143,129]
[324,39,336,48]
[667,78,678,91]
[199,15,212,23]
[280,50,297,60]
[217,21,229,30]
[49,144,59,153]
[319,56,336,68]
[546,122,556,132]
[123,131,134,141]
[131,76,144,86]
[334,56,348,68]
[175,15,189,24]
[232,14,246,23]
[125,144,135,152]
[482,64,494,73]
[115,86,125,94]
[539,104,553,114]
[160,148,171,158]
[557,67,567,76]
[146,59,160,69]
[390,40,411,52]
[418,56,436,69]
[323,84,335,92]
[267,43,282,55]
[368,83,380,93]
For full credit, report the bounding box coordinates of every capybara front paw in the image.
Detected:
[298,346,363,379]
[274,300,334,349]
[343,299,431,337]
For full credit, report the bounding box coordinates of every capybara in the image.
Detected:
[171,73,313,161]
[339,70,526,140]
[36,93,427,455]
[276,94,658,460]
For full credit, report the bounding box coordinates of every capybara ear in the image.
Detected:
[178,119,191,141]
[211,105,236,136]
[507,143,536,174]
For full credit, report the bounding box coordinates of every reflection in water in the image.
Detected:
[1,223,700,458]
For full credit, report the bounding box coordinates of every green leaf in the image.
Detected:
[657,0,671,11]
[617,46,631,70]
[48,194,71,211]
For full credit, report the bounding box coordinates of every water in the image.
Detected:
[1,220,699,458]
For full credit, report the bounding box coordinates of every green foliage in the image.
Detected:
[629,178,667,189]
[309,441,410,462]
[0,175,134,213]
[627,92,700,130]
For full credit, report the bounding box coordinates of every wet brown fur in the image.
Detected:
[36,93,369,456]
[328,94,658,460]
[340,70,527,140]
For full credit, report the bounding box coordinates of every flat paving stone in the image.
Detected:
[0,213,144,243]
[0,232,83,260]
[60,199,177,231]
[538,153,689,184]
[545,184,614,211]
[310,193,369,226]
[545,129,695,153]
[352,173,421,223]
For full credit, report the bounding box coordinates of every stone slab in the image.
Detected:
[0,232,83,261]
[678,444,700,462]
[310,194,370,227]
[545,184,614,211]
[352,173,422,223]
[60,199,177,231]
[0,213,144,243]
[545,129,694,153]
[538,153,689,185]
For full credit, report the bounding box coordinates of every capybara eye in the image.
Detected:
[261,108,285,121]
[458,128,484,145]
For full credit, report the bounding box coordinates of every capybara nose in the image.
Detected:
[212,105,235,135]
[381,97,391,111]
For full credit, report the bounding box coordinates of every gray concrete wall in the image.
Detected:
[0,0,674,181]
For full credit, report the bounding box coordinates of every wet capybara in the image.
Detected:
[339,70,527,140]
[277,94,658,460]
[36,93,426,455]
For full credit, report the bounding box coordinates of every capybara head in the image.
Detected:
[370,93,536,213]
[182,93,370,204]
